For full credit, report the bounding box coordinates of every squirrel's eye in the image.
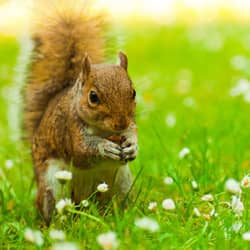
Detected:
[132,89,136,100]
[89,91,99,106]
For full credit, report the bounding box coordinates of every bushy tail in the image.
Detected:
[24,0,107,141]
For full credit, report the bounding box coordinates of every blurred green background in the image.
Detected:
[1,0,250,249]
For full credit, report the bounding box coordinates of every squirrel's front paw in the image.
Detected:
[98,139,122,161]
[121,138,138,161]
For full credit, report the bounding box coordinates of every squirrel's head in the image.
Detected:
[76,52,136,134]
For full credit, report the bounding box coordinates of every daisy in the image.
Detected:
[97,231,119,250]
[52,242,79,250]
[225,179,241,194]
[163,177,174,185]
[24,228,43,246]
[165,113,176,128]
[135,217,159,233]
[193,207,201,217]
[81,200,89,208]
[241,175,250,188]
[242,232,250,241]
[56,198,73,214]
[5,159,14,169]
[55,170,72,184]
[178,147,190,159]
[97,183,109,193]
[148,202,157,212]
[49,229,66,241]
[232,221,242,233]
[191,180,198,190]
[231,196,244,217]
[201,194,214,202]
[162,198,176,210]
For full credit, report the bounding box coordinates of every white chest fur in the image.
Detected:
[72,160,132,203]
[45,158,133,203]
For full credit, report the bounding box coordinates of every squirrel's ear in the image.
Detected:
[81,54,91,79]
[118,51,128,71]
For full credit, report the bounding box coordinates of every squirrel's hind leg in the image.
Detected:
[36,182,55,226]
[35,158,65,226]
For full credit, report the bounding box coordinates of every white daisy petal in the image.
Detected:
[242,232,250,241]
[193,207,201,217]
[162,198,176,210]
[135,217,159,233]
[191,180,198,190]
[201,194,214,202]
[178,147,190,159]
[24,228,43,246]
[52,242,79,250]
[231,196,244,217]
[97,231,119,250]
[225,179,241,194]
[148,202,157,212]
[49,229,66,241]
[5,159,14,169]
[81,200,89,208]
[165,113,176,128]
[210,209,218,217]
[231,56,248,71]
[97,183,109,193]
[55,198,73,214]
[232,221,242,233]
[241,175,250,188]
[163,177,174,185]
[55,170,72,184]
[229,78,250,98]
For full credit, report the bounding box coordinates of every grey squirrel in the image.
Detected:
[23,1,138,225]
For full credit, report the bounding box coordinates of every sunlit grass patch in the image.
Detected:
[1,23,250,249]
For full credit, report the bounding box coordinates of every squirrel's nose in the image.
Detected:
[113,117,129,131]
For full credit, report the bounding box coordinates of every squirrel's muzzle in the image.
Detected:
[113,116,129,131]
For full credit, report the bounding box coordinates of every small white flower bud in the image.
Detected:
[193,207,201,217]
[225,179,241,194]
[191,180,198,190]
[134,217,159,233]
[97,231,119,250]
[49,229,66,241]
[55,170,72,185]
[241,175,250,188]
[24,228,43,246]
[148,202,157,212]
[163,177,174,185]
[178,147,190,159]
[162,198,176,210]
[81,200,89,208]
[97,182,109,192]
[55,198,73,214]
[201,194,214,202]
[242,232,250,241]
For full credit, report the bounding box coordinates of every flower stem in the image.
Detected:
[68,209,109,228]
[60,184,65,198]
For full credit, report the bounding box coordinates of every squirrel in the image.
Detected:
[23,1,138,225]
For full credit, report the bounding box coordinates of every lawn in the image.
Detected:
[1,21,250,249]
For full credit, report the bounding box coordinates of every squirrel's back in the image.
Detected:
[24,0,107,141]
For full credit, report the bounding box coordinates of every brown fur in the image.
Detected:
[24,1,106,140]
[23,1,138,226]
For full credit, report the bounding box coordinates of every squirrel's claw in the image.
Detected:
[121,139,138,161]
[98,140,122,161]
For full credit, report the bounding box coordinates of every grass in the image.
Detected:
[1,21,250,249]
